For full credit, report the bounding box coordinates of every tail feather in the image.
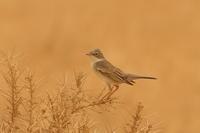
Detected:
[126,74,157,80]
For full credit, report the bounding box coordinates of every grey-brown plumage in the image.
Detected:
[86,49,156,89]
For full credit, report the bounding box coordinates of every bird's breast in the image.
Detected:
[91,61,105,78]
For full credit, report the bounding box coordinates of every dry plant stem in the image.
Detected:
[71,97,112,114]
[2,60,22,131]
[25,74,36,133]
[131,102,144,133]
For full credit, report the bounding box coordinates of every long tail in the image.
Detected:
[126,74,157,80]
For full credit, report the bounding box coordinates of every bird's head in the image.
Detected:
[86,49,105,61]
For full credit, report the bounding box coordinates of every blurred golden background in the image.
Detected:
[0,0,200,132]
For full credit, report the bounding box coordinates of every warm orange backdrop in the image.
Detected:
[0,0,200,132]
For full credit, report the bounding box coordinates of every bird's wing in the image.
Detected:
[94,60,128,83]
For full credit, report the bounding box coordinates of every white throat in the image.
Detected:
[89,56,105,64]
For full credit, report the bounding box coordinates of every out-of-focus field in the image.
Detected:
[0,0,200,132]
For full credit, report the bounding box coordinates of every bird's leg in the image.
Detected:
[105,85,119,99]
[100,85,114,101]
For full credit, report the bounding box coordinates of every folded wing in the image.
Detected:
[94,60,134,85]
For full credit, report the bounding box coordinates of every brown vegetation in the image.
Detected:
[124,102,153,133]
[0,56,158,133]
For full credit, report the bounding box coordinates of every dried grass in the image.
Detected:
[0,55,161,133]
[0,55,23,133]
[23,72,40,133]
[125,102,154,133]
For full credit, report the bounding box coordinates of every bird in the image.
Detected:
[86,48,156,99]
